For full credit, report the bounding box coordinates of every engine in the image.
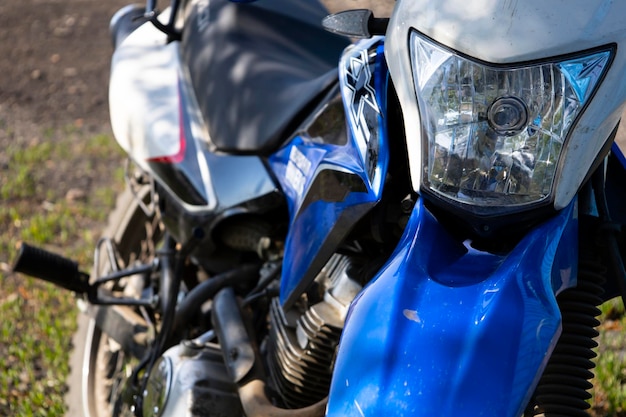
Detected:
[137,254,365,417]
[266,254,363,408]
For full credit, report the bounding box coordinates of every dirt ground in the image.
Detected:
[0,0,131,140]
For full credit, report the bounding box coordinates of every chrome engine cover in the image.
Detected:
[143,342,242,417]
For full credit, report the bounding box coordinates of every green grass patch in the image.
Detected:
[0,125,123,416]
[1,141,53,201]
[0,279,77,416]
[592,297,626,417]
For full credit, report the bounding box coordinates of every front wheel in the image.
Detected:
[66,186,161,417]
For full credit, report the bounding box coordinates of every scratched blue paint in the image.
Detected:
[326,198,578,416]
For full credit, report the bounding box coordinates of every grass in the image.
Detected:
[592,297,626,416]
[0,124,124,416]
[0,279,77,416]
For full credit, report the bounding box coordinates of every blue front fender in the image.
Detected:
[326,199,578,416]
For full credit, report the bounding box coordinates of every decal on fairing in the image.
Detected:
[286,146,312,196]
[147,79,208,205]
[340,42,383,182]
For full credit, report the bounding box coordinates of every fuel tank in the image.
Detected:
[180,0,349,153]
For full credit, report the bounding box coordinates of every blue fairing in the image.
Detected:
[612,141,626,168]
[269,39,389,306]
[326,198,578,417]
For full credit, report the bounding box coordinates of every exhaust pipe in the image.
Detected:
[212,287,327,417]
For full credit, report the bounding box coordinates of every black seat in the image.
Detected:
[182,0,350,154]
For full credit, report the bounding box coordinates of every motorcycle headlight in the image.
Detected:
[410,30,612,212]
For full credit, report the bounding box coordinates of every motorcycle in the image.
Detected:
[11,0,626,415]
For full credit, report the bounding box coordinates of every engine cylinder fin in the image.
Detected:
[270,301,336,375]
[266,254,361,409]
[268,298,338,407]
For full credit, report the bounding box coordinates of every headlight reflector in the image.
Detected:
[410,30,611,209]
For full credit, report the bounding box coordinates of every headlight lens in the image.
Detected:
[410,30,611,209]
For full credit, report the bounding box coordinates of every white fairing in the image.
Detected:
[387,0,626,209]
[109,13,220,212]
[109,14,181,166]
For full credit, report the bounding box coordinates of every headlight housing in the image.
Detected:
[410,30,612,212]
